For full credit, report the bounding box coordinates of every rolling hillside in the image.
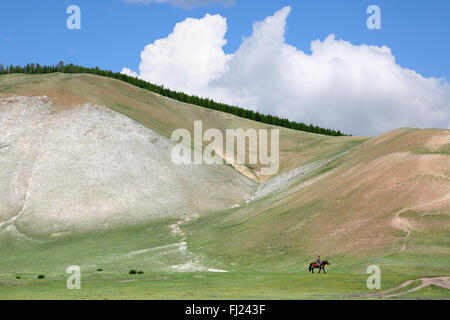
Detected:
[0,95,256,237]
[0,73,448,299]
[185,128,450,273]
[0,73,366,181]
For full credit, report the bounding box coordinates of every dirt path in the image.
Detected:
[167,216,228,273]
[169,215,198,237]
[390,195,450,254]
[358,277,450,299]
[390,210,412,254]
[383,277,450,298]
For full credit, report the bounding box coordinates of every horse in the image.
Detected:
[309,260,330,274]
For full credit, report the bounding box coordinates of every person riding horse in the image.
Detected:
[317,254,322,268]
[309,254,330,274]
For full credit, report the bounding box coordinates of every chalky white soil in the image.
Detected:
[0,96,256,237]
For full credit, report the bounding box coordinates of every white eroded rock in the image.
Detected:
[0,96,256,237]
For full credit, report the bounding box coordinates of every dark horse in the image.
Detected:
[309,260,330,274]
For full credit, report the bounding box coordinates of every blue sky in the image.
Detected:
[1,0,449,135]
[1,0,449,78]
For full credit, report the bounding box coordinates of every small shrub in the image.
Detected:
[138,271,144,275]
[37,274,45,279]
[129,270,137,275]
[16,276,21,279]
[97,268,103,272]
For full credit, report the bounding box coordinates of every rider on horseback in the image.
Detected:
[309,254,329,273]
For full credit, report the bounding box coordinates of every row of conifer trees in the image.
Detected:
[0,62,347,136]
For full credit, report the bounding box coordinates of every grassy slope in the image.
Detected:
[0,73,449,299]
[184,128,450,274]
[0,73,367,180]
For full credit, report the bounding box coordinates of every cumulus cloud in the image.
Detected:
[131,14,232,94]
[121,67,138,78]
[122,6,450,136]
[124,0,234,9]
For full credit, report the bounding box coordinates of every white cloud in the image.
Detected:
[135,13,231,94]
[123,6,450,136]
[121,67,138,78]
[124,0,234,8]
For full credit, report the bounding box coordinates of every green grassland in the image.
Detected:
[0,214,448,300]
[0,272,419,300]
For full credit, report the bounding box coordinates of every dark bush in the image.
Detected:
[16,276,21,279]
[129,270,137,275]
[37,274,45,279]
[138,271,144,275]
[97,268,103,272]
